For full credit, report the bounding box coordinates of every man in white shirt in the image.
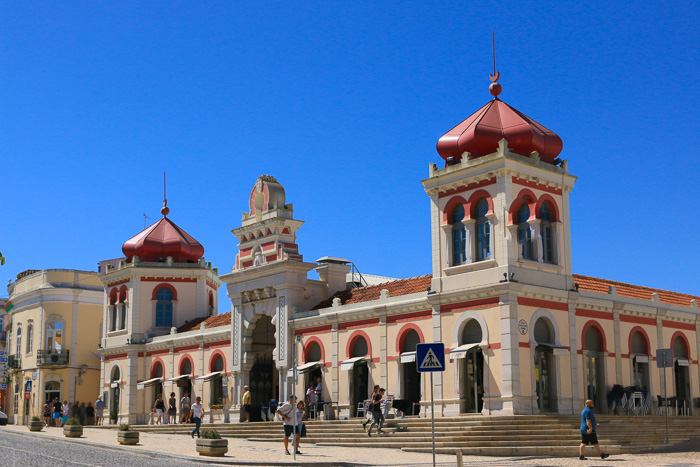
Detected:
[276,395,299,455]
[189,396,204,438]
[305,382,317,418]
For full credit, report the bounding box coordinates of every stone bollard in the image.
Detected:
[456,452,463,467]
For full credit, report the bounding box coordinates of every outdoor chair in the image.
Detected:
[656,395,671,416]
[357,400,369,418]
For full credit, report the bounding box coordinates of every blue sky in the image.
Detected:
[1,1,698,303]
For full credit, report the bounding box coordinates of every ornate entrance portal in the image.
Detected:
[248,315,277,421]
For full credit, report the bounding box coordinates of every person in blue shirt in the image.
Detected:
[579,399,610,460]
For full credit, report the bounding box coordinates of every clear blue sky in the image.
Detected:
[1,1,698,303]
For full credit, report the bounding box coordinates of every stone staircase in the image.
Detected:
[130,414,700,457]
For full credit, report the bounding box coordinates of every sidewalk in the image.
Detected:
[2,424,699,466]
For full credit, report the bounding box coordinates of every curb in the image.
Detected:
[3,428,366,466]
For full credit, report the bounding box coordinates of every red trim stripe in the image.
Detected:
[518,297,569,311]
[441,297,499,314]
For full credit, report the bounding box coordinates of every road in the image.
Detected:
[0,430,198,467]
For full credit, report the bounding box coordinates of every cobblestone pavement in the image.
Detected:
[0,424,698,466]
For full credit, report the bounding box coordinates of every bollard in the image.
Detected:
[456,452,463,467]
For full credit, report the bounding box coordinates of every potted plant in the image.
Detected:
[63,417,83,438]
[109,410,118,424]
[196,428,228,457]
[117,423,139,445]
[209,404,224,423]
[28,416,44,432]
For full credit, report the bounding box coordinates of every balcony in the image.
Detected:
[36,349,70,367]
[7,354,21,369]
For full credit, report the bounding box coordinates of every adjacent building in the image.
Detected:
[4,269,102,424]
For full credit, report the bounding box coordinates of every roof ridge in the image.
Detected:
[573,274,699,299]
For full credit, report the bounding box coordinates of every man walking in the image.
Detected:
[241,385,252,423]
[367,388,385,436]
[180,392,191,423]
[95,395,105,425]
[190,396,204,438]
[277,395,299,455]
[579,399,610,460]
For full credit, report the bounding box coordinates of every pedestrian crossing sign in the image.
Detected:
[416,343,445,372]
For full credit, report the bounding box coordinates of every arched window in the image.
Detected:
[208,292,215,317]
[118,289,128,330]
[155,287,173,327]
[109,291,118,332]
[630,332,647,355]
[46,322,63,351]
[26,323,33,354]
[211,355,224,372]
[585,327,602,352]
[307,342,322,362]
[180,358,193,376]
[451,203,467,266]
[152,362,164,378]
[15,326,21,356]
[351,336,368,358]
[534,318,554,345]
[401,330,422,353]
[516,204,533,260]
[672,335,688,359]
[111,366,121,383]
[539,202,555,264]
[474,198,491,262]
[461,319,483,345]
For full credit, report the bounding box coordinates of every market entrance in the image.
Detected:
[248,315,277,421]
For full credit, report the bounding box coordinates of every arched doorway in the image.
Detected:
[349,335,369,416]
[304,341,323,401]
[458,319,484,413]
[630,331,650,391]
[110,366,121,419]
[672,334,690,409]
[152,361,164,401]
[178,357,194,409]
[583,325,605,412]
[399,329,422,412]
[533,317,556,412]
[249,315,277,421]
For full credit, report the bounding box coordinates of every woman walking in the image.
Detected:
[43,402,51,428]
[167,392,178,424]
[153,394,165,425]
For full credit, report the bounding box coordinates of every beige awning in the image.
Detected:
[286,362,322,378]
[164,374,191,383]
[195,371,224,381]
[340,356,365,371]
[137,377,163,389]
[633,354,649,363]
[449,343,481,360]
[399,352,416,363]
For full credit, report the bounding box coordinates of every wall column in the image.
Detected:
[499,292,524,414]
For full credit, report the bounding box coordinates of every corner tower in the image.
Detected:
[423,73,577,294]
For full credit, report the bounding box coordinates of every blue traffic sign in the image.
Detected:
[416,343,445,372]
[0,384,5,390]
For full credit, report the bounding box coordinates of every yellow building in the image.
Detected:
[5,269,102,424]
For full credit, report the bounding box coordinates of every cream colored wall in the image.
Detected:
[137,282,199,330]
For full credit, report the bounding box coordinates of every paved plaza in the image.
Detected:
[1,424,699,466]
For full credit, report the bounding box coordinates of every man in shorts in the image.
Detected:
[95,395,105,425]
[241,385,251,422]
[579,399,610,460]
[52,398,62,427]
[277,395,300,455]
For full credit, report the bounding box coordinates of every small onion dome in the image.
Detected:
[122,217,204,263]
[436,99,563,164]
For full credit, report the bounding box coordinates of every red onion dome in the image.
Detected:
[122,217,204,263]
[436,98,563,164]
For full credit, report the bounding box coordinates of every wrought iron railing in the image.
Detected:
[36,349,70,367]
[7,354,21,369]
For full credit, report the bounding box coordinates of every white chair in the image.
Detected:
[357,400,368,418]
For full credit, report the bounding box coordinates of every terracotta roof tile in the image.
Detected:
[312,275,432,309]
[177,311,231,333]
[573,274,698,307]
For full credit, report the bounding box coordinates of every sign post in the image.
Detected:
[656,348,673,445]
[416,343,445,467]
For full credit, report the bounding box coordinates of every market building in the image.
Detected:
[225,75,699,418]
[4,269,103,424]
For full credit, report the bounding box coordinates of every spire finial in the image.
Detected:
[161,171,170,216]
[489,30,502,97]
